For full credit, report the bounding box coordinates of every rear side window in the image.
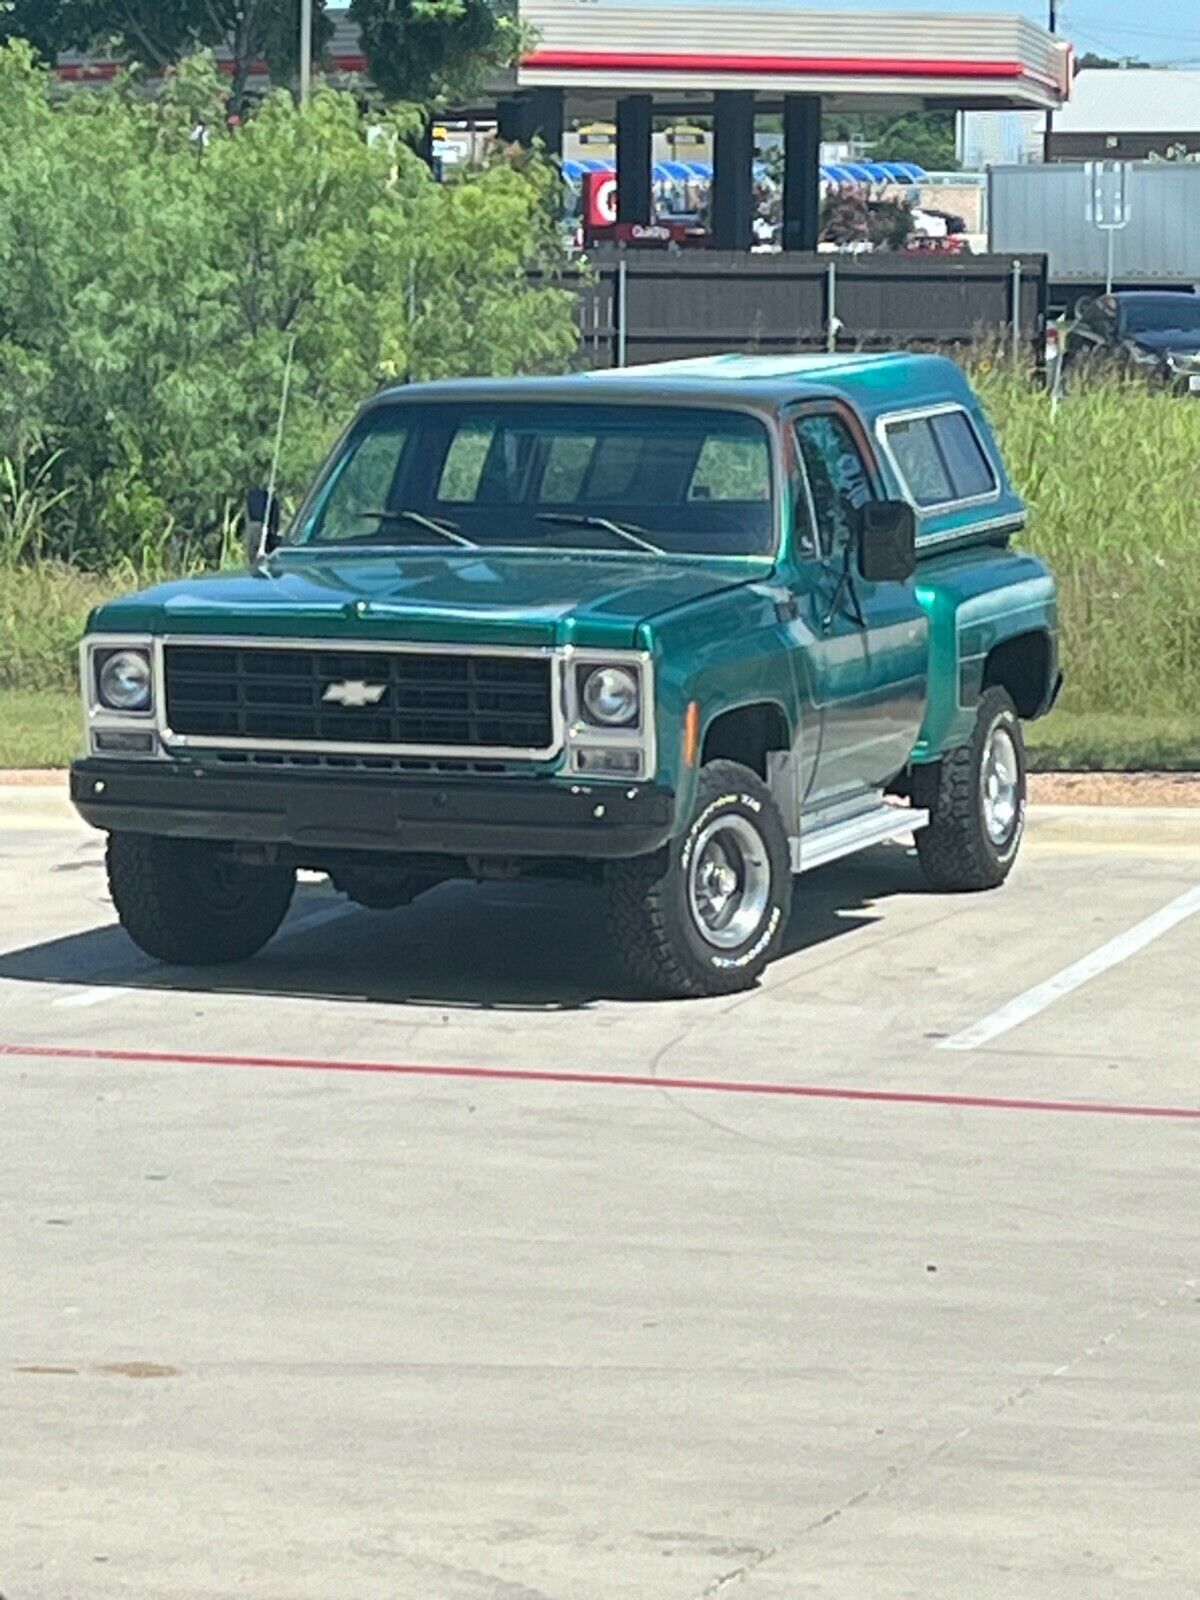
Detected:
[883,409,996,510]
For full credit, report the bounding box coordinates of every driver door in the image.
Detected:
[789,407,928,808]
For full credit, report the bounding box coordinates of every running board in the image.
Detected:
[790,802,929,875]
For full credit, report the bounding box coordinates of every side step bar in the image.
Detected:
[790,801,929,876]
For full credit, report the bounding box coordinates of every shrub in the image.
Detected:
[0,44,576,570]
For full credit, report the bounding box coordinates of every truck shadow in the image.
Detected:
[0,846,927,1012]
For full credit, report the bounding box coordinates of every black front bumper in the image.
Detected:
[70,760,676,862]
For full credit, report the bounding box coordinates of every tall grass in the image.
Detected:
[0,450,73,567]
[1,371,1197,739]
[971,367,1200,720]
[0,563,113,689]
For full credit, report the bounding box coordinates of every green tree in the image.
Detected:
[869,112,958,173]
[0,43,576,568]
[348,0,519,104]
[0,0,334,105]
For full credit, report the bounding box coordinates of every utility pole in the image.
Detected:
[300,0,313,105]
[1043,0,1059,163]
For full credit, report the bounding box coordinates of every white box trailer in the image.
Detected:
[988,162,1200,305]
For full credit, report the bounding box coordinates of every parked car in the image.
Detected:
[73,353,1060,998]
[1066,291,1200,392]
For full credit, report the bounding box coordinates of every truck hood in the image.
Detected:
[1128,330,1200,358]
[91,548,772,650]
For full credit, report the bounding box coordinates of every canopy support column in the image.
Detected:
[783,94,822,252]
[712,91,755,251]
[616,94,654,223]
[497,89,565,157]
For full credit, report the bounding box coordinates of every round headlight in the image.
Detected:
[98,649,152,712]
[582,665,639,727]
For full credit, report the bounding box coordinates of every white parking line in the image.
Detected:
[52,984,133,1009]
[45,902,357,1008]
[938,882,1200,1053]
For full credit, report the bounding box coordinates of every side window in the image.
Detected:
[884,418,954,508]
[582,434,646,502]
[883,410,996,510]
[931,411,996,501]
[438,423,494,502]
[688,433,771,502]
[539,434,596,502]
[794,414,873,552]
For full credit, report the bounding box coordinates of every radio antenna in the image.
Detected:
[265,334,297,525]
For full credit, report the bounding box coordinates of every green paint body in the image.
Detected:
[87,353,1058,834]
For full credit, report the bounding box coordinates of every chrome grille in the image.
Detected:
[163,642,556,755]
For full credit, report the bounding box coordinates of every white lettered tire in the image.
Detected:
[605,760,792,998]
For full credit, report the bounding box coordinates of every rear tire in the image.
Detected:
[107,833,296,964]
[913,688,1026,892]
[604,760,792,999]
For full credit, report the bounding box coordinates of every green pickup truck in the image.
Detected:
[72,352,1060,998]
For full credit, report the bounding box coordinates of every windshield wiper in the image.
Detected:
[356,509,477,548]
[536,512,663,555]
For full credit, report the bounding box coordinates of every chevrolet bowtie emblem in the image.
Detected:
[322,680,387,708]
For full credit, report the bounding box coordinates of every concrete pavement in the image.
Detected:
[1,786,1198,1600]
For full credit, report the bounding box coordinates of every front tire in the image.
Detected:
[107,833,296,964]
[913,687,1027,892]
[604,760,792,999]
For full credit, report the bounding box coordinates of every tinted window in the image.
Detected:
[885,418,954,508]
[295,403,776,557]
[794,415,873,552]
[931,412,995,501]
[314,415,409,543]
[1120,296,1200,335]
[884,410,995,510]
[689,435,771,502]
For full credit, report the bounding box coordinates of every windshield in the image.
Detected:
[1121,297,1200,336]
[290,401,776,558]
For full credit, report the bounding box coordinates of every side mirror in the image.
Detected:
[244,487,281,565]
[857,500,916,584]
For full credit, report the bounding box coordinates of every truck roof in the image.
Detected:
[377,351,973,417]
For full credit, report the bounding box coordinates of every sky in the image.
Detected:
[623,1,1200,65]
[790,0,1200,62]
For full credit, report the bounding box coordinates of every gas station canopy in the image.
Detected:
[517,0,1072,112]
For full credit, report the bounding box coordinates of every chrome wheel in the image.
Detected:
[982,725,1020,846]
[687,813,772,950]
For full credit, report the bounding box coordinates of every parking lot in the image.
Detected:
[2,786,1198,1600]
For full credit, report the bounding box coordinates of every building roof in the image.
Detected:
[1053,69,1200,136]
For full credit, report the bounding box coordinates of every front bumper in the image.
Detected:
[70,759,676,862]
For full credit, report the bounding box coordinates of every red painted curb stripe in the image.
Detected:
[2,1043,1198,1122]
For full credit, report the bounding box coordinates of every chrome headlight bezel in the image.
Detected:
[564,651,655,782]
[96,647,153,713]
[81,635,162,760]
[579,663,641,729]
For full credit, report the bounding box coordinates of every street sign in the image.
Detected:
[1085,161,1132,292]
